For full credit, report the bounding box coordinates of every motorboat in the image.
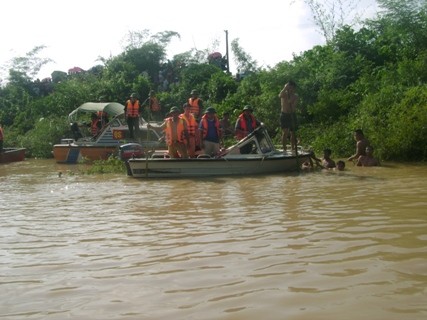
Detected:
[124,125,311,178]
[52,102,164,163]
[0,147,26,164]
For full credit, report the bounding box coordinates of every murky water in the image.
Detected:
[1,159,426,320]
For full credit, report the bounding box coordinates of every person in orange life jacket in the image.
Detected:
[235,105,261,154]
[158,106,189,158]
[235,105,261,139]
[89,113,102,137]
[188,89,204,122]
[180,103,198,158]
[148,90,162,121]
[188,89,204,149]
[124,93,142,140]
[96,111,109,127]
[0,123,4,152]
[199,107,222,157]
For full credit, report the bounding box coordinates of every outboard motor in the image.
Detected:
[70,122,83,141]
[119,143,144,160]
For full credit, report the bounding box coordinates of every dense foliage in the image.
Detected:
[1,1,426,161]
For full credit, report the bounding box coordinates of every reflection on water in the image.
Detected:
[1,160,427,319]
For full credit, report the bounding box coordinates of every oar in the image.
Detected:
[291,116,300,171]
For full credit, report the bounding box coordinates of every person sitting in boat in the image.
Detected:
[356,146,381,167]
[235,105,261,154]
[199,107,222,157]
[153,106,189,159]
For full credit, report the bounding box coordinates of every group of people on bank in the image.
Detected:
[123,83,381,166]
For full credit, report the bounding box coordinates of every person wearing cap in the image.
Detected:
[157,106,189,158]
[199,107,222,157]
[124,93,142,140]
[234,105,261,154]
[234,105,261,140]
[180,103,198,158]
[188,89,204,122]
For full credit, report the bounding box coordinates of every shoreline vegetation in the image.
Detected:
[1,0,426,163]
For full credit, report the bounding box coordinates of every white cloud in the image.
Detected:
[1,0,377,80]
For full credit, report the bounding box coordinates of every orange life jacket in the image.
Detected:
[126,100,140,117]
[97,111,109,125]
[235,113,258,140]
[200,115,220,139]
[165,117,186,145]
[180,113,197,136]
[188,98,201,118]
[149,97,161,112]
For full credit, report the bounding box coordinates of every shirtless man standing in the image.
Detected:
[347,129,370,162]
[279,81,299,151]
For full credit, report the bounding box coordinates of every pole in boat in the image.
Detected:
[291,117,300,171]
[145,148,149,178]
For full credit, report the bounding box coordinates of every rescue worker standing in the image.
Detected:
[124,93,142,140]
[188,89,204,150]
[148,90,161,121]
[199,107,222,157]
[180,103,198,158]
[234,105,261,154]
[235,105,261,140]
[188,89,203,122]
[160,106,189,159]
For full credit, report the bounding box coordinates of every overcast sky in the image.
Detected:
[0,0,379,80]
